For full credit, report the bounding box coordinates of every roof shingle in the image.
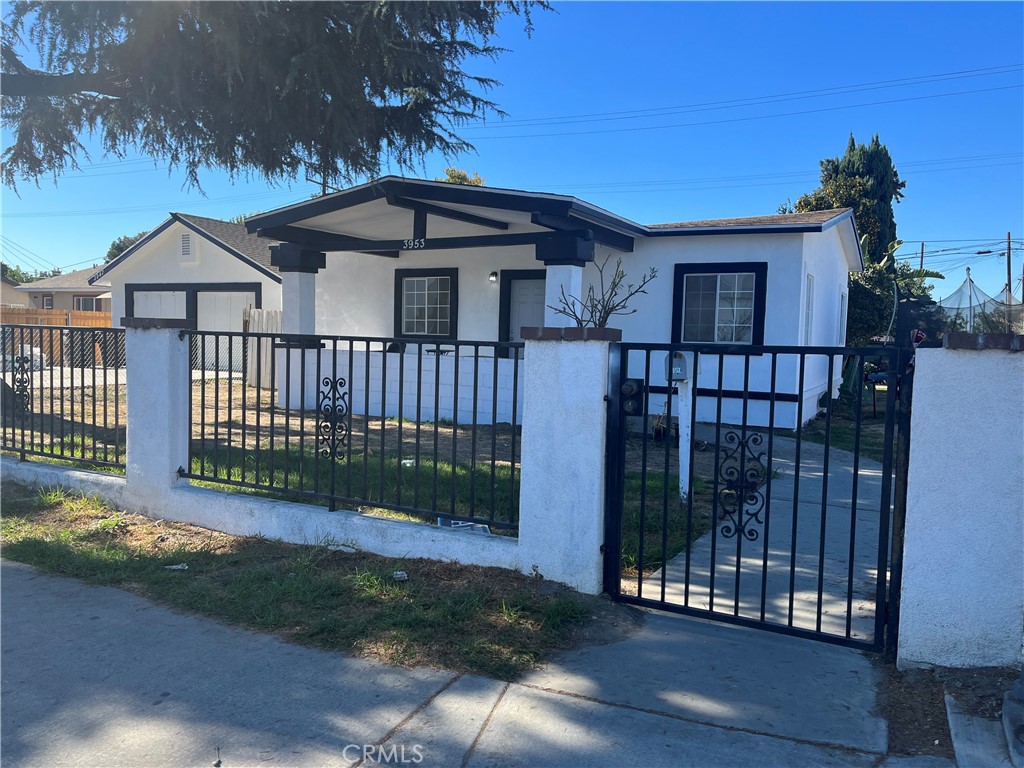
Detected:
[172,213,279,271]
[648,208,852,230]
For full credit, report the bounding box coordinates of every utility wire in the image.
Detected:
[468,84,1024,140]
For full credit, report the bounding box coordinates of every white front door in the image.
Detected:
[509,279,546,352]
[197,291,255,371]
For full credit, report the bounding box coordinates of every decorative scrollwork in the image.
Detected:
[11,355,33,420]
[716,430,767,541]
[317,376,349,459]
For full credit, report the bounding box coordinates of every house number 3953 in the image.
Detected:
[402,239,426,250]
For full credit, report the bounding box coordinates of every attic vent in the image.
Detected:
[181,233,192,258]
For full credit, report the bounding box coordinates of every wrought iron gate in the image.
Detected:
[604,335,914,653]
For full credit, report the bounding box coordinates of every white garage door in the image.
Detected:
[197,291,255,372]
[133,291,187,319]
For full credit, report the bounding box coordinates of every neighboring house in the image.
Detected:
[1,272,24,307]
[243,177,860,426]
[15,267,111,312]
[90,213,283,329]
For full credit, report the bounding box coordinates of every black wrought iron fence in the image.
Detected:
[179,330,525,531]
[0,324,126,469]
[604,341,906,650]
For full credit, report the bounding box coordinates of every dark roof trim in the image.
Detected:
[91,214,281,285]
[244,176,644,237]
[174,215,281,283]
[648,223,821,236]
[90,217,176,284]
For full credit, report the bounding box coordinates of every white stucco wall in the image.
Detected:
[103,221,282,323]
[898,346,1024,668]
[279,346,525,424]
[312,231,850,428]
[3,327,613,594]
[315,245,538,338]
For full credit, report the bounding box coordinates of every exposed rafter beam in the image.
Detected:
[257,225,593,256]
[530,212,634,252]
[386,194,510,231]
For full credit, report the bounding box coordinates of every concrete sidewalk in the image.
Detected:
[0,559,943,767]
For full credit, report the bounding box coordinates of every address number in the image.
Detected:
[402,239,426,250]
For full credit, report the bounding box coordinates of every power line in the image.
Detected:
[468,64,1023,129]
[468,84,1024,141]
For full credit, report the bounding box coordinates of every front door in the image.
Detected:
[508,279,546,352]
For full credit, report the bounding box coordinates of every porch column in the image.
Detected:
[537,234,595,327]
[270,244,325,408]
[271,243,325,335]
[543,264,584,326]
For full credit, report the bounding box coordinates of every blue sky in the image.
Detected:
[2,1,1021,297]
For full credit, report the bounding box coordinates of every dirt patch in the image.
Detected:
[937,666,1019,720]
[876,663,954,758]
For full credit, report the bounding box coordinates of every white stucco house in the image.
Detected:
[240,177,861,427]
[89,212,282,330]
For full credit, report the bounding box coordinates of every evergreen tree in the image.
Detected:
[436,167,485,185]
[796,134,905,265]
[105,231,148,262]
[1,2,545,189]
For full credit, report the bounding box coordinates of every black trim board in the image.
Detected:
[124,282,263,321]
[388,194,510,231]
[393,268,459,341]
[92,215,281,285]
[256,226,595,256]
[497,269,546,358]
[244,177,646,238]
[648,384,799,403]
[670,262,769,346]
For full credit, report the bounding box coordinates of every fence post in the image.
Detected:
[124,320,191,507]
[517,327,618,594]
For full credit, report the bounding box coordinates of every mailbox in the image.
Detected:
[664,351,696,382]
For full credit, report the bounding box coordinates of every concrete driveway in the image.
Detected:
[648,435,891,645]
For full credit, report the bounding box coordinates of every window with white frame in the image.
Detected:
[681,272,757,343]
[395,269,458,339]
[838,292,848,345]
[42,295,53,309]
[803,274,815,345]
[74,296,99,312]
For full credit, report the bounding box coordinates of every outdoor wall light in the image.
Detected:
[488,271,498,283]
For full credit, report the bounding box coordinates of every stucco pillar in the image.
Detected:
[270,244,325,408]
[543,263,584,326]
[897,342,1024,669]
[123,321,191,508]
[517,334,611,594]
[271,243,325,335]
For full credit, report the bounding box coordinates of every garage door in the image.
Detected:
[197,291,255,372]
[132,291,187,320]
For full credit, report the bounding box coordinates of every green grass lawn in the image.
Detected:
[619,472,712,577]
[189,443,520,530]
[0,483,600,680]
[793,386,894,465]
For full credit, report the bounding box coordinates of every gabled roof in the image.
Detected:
[90,213,282,285]
[648,208,853,230]
[16,266,109,292]
[243,177,861,269]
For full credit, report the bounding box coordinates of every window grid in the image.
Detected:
[74,296,98,312]
[682,272,755,344]
[402,276,451,336]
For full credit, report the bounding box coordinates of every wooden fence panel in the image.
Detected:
[243,307,281,389]
[0,307,113,328]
